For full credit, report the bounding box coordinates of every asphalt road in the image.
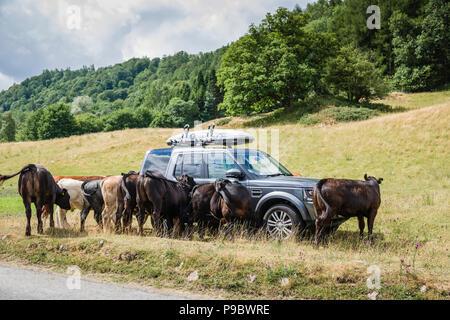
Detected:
[0,263,191,300]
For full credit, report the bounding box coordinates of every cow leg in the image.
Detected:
[136,204,146,236]
[24,201,32,236]
[42,205,48,227]
[101,206,110,233]
[94,208,103,229]
[48,203,55,229]
[314,217,325,246]
[35,202,43,234]
[61,209,70,229]
[56,208,68,229]
[315,209,331,246]
[367,209,377,241]
[357,216,365,239]
[115,202,124,234]
[123,203,134,233]
[80,204,91,232]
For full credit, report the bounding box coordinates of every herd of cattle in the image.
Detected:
[0,164,383,245]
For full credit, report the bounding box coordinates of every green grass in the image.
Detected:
[0,89,449,299]
[0,197,22,216]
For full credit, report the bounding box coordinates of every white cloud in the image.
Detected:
[0,72,15,91]
[0,0,312,83]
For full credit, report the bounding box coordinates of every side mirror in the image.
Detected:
[226,168,244,180]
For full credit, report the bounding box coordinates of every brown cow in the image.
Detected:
[0,164,71,236]
[313,174,383,245]
[136,171,196,236]
[100,175,122,233]
[191,179,252,227]
[115,171,139,234]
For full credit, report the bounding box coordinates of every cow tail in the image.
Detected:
[121,174,132,201]
[314,179,330,221]
[81,180,96,197]
[0,164,36,186]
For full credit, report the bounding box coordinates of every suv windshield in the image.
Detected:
[232,149,292,177]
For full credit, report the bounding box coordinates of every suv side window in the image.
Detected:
[207,152,239,179]
[173,153,204,178]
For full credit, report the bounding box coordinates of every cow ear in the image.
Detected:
[214,180,221,192]
[377,178,383,184]
[61,188,67,196]
[364,174,368,181]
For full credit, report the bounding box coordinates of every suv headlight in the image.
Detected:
[304,189,313,201]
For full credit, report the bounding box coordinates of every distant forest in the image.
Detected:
[0,0,448,141]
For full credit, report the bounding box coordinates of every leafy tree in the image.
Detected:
[37,103,76,139]
[103,108,138,132]
[390,0,449,91]
[150,98,199,128]
[71,95,93,114]
[135,106,153,128]
[217,7,337,115]
[165,98,199,127]
[326,46,389,102]
[0,112,16,142]
[17,109,44,141]
[75,113,103,134]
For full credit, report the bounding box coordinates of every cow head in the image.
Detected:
[214,178,232,193]
[55,188,71,210]
[364,174,383,184]
[176,174,196,189]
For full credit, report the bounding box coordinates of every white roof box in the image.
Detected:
[166,124,254,147]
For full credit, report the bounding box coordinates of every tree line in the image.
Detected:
[0,0,447,141]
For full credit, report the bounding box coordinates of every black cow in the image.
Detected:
[191,179,252,227]
[115,171,139,234]
[313,174,383,245]
[0,164,70,236]
[136,170,196,236]
[80,179,104,232]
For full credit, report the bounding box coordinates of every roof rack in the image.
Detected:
[166,123,254,147]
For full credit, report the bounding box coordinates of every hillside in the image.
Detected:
[0,48,226,128]
[0,99,449,299]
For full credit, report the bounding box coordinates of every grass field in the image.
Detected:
[0,91,449,299]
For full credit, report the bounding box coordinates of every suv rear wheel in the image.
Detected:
[263,204,301,240]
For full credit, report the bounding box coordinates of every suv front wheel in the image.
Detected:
[263,204,301,240]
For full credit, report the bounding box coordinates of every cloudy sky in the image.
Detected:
[0,0,314,91]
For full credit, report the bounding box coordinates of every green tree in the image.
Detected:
[18,109,44,141]
[37,103,76,139]
[71,95,93,114]
[135,106,153,128]
[326,46,389,102]
[150,98,199,128]
[75,113,103,134]
[390,0,449,91]
[217,7,337,115]
[103,108,138,132]
[165,98,199,127]
[0,112,16,142]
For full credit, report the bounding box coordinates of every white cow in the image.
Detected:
[54,178,86,229]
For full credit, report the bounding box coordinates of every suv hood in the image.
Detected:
[248,175,319,188]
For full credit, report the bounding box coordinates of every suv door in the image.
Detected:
[168,152,210,184]
[202,149,249,186]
